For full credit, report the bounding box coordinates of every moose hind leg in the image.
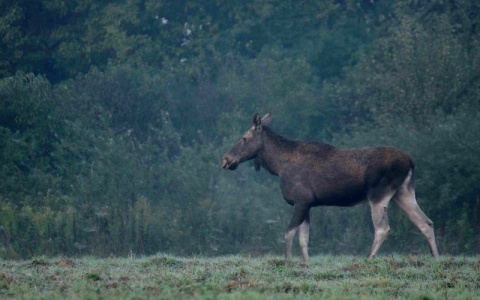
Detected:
[368,191,394,258]
[285,204,310,261]
[394,189,439,257]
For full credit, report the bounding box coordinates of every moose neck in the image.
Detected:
[256,127,298,176]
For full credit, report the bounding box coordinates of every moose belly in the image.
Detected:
[280,170,367,207]
[311,174,367,206]
[313,184,367,206]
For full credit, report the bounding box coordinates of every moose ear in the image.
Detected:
[261,113,272,126]
[252,113,262,128]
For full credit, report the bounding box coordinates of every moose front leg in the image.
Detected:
[285,203,310,262]
[285,227,298,259]
[298,212,310,263]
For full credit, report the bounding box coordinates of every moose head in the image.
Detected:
[221,113,272,170]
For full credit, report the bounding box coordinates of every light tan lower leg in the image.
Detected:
[285,226,298,259]
[298,219,310,263]
[394,193,439,257]
[368,198,392,258]
[395,171,439,257]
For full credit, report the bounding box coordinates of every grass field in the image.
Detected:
[0,254,479,299]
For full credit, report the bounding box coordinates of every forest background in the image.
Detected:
[0,0,479,259]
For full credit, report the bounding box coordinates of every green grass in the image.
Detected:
[0,254,479,299]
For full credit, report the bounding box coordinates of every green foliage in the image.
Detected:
[213,53,319,139]
[321,4,480,132]
[1,1,480,258]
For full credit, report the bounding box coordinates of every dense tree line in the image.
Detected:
[0,0,479,258]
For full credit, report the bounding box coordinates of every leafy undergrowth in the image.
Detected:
[0,254,479,299]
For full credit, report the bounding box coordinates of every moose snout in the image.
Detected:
[221,156,231,169]
[221,154,238,170]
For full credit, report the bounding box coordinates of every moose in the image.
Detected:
[221,113,439,263]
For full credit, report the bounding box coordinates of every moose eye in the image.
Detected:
[242,137,247,143]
